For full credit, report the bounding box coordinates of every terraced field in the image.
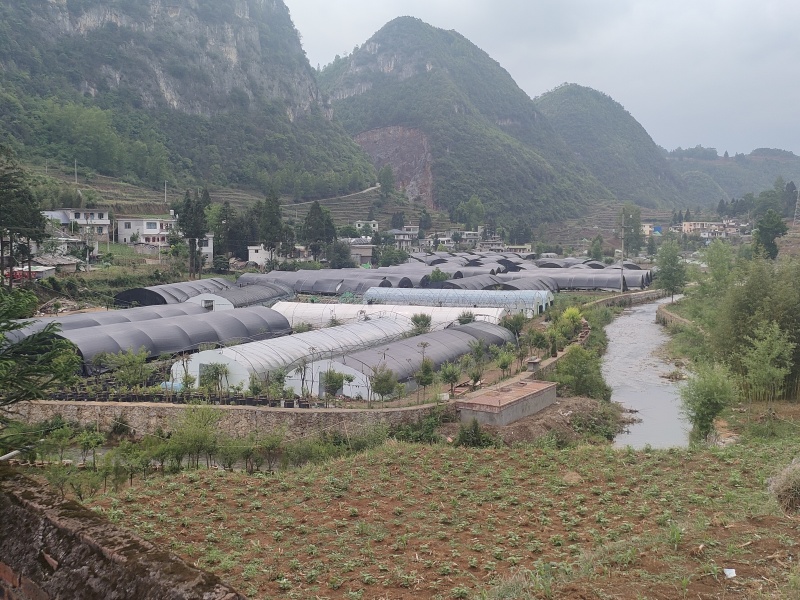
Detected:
[30,166,452,230]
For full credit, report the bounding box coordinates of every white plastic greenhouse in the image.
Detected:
[361,288,554,316]
[270,302,507,329]
[293,322,516,399]
[170,317,415,390]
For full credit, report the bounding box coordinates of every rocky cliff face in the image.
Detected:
[14,0,319,119]
[354,126,434,207]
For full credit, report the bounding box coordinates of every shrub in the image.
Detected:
[546,346,611,401]
[679,362,738,442]
[769,462,800,513]
[457,310,475,324]
[454,419,498,448]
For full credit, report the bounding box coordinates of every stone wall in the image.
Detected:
[0,468,244,600]
[14,401,440,440]
[655,303,695,329]
[582,288,667,310]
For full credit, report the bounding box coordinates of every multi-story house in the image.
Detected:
[43,208,111,243]
[118,213,214,262]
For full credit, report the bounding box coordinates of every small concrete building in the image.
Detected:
[456,379,557,426]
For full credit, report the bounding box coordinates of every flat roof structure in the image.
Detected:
[456,379,557,426]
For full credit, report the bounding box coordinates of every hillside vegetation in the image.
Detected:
[668,147,800,200]
[319,17,613,229]
[0,0,374,199]
[534,84,688,209]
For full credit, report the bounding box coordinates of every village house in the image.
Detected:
[43,208,111,243]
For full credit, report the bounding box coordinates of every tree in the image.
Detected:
[738,321,795,406]
[497,351,514,379]
[175,189,209,279]
[0,289,81,422]
[413,358,435,403]
[258,192,284,259]
[752,209,788,259]
[0,146,46,289]
[390,211,405,229]
[379,247,409,267]
[99,347,156,390]
[301,201,336,261]
[680,363,738,442]
[170,405,221,469]
[500,313,527,340]
[322,369,354,407]
[411,313,432,335]
[702,239,734,292]
[656,239,686,301]
[326,240,356,269]
[547,345,611,401]
[588,235,604,261]
[438,361,461,397]
[646,235,657,257]
[620,204,642,257]
[205,200,235,259]
[428,267,451,283]
[458,195,485,231]
[338,225,360,238]
[370,364,398,403]
[377,165,395,199]
[419,208,432,231]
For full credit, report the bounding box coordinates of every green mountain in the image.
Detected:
[318,17,613,229]
[533,84,688,209]
[667,147,800,201]
[0,0,374,199]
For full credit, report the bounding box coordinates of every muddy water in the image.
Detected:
[602,297,690,448]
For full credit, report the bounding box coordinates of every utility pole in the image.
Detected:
[74,160,77,184]
[620,212,625,292]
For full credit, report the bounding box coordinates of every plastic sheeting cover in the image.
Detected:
[172,316,415,389]
[60,306,291,368]
[114,278,232,307]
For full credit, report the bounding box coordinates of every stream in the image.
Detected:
[601,296,690,448]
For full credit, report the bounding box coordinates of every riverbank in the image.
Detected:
[603,296,690,448]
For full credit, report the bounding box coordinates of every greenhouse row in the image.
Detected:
[361,288,554,316]
[269,302,507,329]
[171,317,417,391]
[184,282,295,311]
[58,306,292,372]
[113,277,233,307]
[6,304,209,344]
[303,321,516,399]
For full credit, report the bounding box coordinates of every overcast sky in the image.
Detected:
[284,0,800,156]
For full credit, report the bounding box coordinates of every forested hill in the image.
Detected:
[667,147,800,201]
[318,17,613,229]
[0,0,374,198]
[533,84,688,209]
